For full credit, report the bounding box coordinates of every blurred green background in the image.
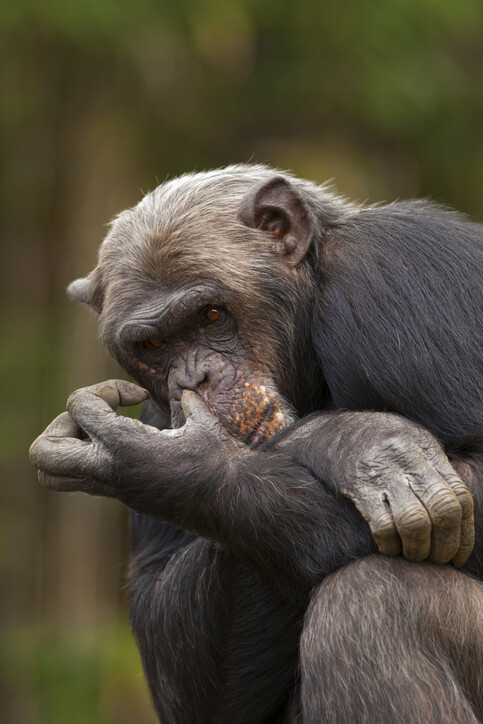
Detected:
[1,1,482,722]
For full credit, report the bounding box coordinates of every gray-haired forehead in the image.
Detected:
[96,163,351,295]
[94,166,283,301]
[137,164,278,228]
[101,164,275,255]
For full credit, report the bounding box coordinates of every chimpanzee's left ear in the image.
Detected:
[238,176,315,267]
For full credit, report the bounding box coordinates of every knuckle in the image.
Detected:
[29,438,41,462]
[397,508,431,538]
[371,517,395,540]
[29,436,53,465]
[453,487,474,518]
[66,388,87,410]
[429,493,462,527]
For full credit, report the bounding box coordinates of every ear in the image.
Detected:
[238,176,315,267]
[67,271,103,313]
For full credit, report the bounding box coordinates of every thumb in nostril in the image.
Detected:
[181,390,199,418]
[178,371,209,391]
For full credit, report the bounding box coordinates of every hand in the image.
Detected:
[29,379,239,497]
[270,412,474,567]
[343,419,474,567]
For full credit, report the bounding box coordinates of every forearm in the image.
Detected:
[119,447,376,591]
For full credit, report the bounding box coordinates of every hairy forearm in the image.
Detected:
[118,447,375,590]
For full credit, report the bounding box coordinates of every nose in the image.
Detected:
[169,363,208,394]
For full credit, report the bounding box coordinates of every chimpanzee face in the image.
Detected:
[67,165,322,443]
[103,275,295,445]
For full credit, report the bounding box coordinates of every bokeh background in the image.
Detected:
[1,1,482,722]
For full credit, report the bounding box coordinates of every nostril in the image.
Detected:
[196,374,209,390]
[172,370,209,392]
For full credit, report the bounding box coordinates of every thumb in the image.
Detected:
[181,390,218,425]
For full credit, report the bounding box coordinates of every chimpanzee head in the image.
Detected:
[68,165,337,444]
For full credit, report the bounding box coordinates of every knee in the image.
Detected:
[299,556,483,723]
[301,556,401,659]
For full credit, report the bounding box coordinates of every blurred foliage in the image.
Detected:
[2,620,157,723]
[0,0,482,722]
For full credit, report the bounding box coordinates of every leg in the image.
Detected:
[129,512,304,723]
[300,555,483,724]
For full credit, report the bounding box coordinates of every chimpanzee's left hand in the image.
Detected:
[268,411,474,567]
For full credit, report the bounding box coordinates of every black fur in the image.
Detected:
[313,201,482,442]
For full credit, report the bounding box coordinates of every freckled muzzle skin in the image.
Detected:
[121,345,295,448]
[168,352,295,447]
[200,379,294,447]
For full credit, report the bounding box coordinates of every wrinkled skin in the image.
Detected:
[166,349,294,445]
[271,412,474,566]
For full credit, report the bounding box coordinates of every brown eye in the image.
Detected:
[201,306,223,325]
[143,337,165,350]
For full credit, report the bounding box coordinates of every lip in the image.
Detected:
[170,393,285,448]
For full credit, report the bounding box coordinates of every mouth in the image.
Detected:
[169,391,291,447]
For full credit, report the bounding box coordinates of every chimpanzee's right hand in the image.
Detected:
[29,379,243,499]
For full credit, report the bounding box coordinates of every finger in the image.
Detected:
[429,460,475,567]
[97,379,150,408]
[387,484,432,562]
[67,380,148,436]
[181,390,210,418]
[30,411,86,470]
[68,379,148,412]
[181,390,219,426]
[38,469,86,492]
[347,494,402,557]
[41,411,83,439]
[410,473,462,564]
[181,391,241,446]
[453,512,475,567]
[30,434,97,476]
[38,470,111,497]
[448,477,474,567]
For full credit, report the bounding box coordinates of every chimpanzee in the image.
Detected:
[30,165,483,723]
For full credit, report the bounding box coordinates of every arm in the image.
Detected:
[30,381,476,589]
[128,406,307,722]
[30,380,376,592]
